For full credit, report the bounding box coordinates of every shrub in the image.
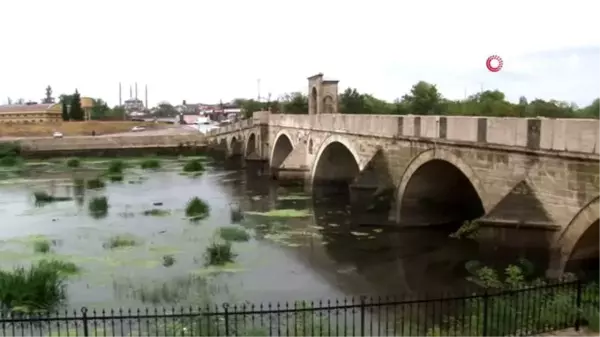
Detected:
[88,196,109,218]
[140,158,161,169]
[182,159,205,173]
[204,240,236,266]
[107,160,125,175]
[218,226,250,242]
[86,178,105,189]
[185,197,210,220]
[65,158,81,168]
[33,191,72,204]
[33,240,51,254]
[162,255,176,267]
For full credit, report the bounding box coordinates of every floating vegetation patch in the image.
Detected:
[245,209,310,218]
[86,178,105,189]
[182,159,205,173]
[140,158,161,170]
[88,196,109,219]
[33,191,72,204]
[142,208,171,216]
[65,158,81,168]
[190,263,245,276]
[103,235,138,249]
[218,226,250,242]
[204,240,236,266]
[277,194,311,201]
[185,197,210,220]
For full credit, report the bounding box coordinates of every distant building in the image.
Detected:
[124,98,145,114]
[0,103,62,124]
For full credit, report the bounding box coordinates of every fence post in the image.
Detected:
[223,303,230,336]
[482,291,489,336]
[575,279,583,331]
[81,307,89,337]
[359,296,366,336]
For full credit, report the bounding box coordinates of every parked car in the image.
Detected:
[52,132,63,138]
[131,126,146,132]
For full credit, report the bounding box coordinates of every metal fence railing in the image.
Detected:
[0,280,598,336]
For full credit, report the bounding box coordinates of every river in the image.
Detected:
[0,156,554,311]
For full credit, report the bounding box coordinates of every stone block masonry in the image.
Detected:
[205,112,599,278]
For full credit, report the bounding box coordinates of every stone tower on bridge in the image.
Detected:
[308,73,339,115]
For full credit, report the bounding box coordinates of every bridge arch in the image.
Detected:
[310,135,363,186]
[229,136,243,156]
[245,133,257,157]
[396,149,486,226]
[269,130,295,169]
[549,197,599,277]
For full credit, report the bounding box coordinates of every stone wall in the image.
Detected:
[14,134,206,152]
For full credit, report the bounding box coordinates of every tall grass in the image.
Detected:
[86,178,105,189]
[88,196,109,218]
[103,235,138,249]
[0,143,20,167]
[182,159,205,173]
[65,158,81,168]
[33,240,51,254]
[204,240,236,266]
[107,160,125,175]
[0,259,79,312]
[218,226,250,242]
[140,158,161,169]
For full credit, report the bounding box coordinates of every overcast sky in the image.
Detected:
[0,0,598,107]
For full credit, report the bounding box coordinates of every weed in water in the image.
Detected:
[162,255,176,267]
[103,235,138,249]
[0,155,20,167]
[107,160,125,175]
[33,191,72,205]
[33,240,51,254]
[86,178,105,189]
[65,158,81,168]
[182,159,205,173]
[218,226,250,242]
[142,209,171,216]
[204,240,236,266]
[230,205,243,223]
[88,196,109,219]
[108,174,124,182]
[0,259,79,312]
[185,197,210,220]
[140,158,161,169]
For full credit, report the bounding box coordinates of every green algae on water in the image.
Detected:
[245,209,310,218]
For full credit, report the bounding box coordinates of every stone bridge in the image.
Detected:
[205,74,599,278]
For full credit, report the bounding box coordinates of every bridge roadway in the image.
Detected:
[204,111,599,278]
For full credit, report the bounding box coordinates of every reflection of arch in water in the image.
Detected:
[396,149,486,226]
[548,197,599,278]
[310,197,474,296]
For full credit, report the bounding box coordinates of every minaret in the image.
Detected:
[118,82,122,106]
[129,85,133,99]
[144,85,148,109]
[135,83,138,101]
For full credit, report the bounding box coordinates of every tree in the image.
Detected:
[402,81,442,115]
[60,97,70,121]
[280,93,308,114]
[69,90,84,121]
[155,102,177,117]
[91,99,110,120]
[14,98,25,105]
[42,85,55,104]
[339,88,367,114]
